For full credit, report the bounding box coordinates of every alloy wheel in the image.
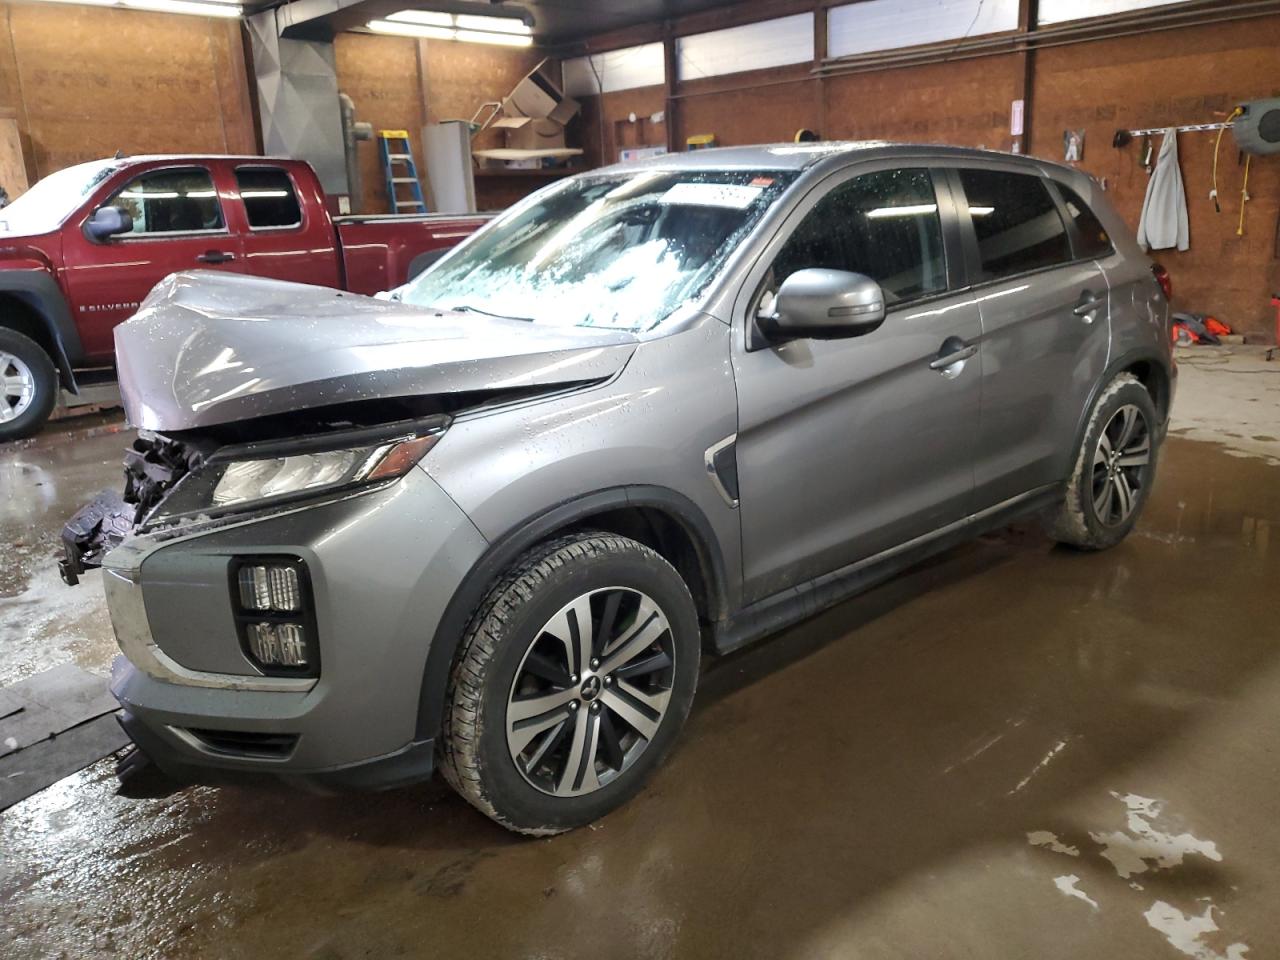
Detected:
[0,351,36,424]
[506,587,675,797]
[1091,403,1151,526]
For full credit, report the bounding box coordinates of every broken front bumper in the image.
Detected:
[94,466,490,789]
[58,489,136,586]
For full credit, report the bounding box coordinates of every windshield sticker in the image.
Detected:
[659,183,764,210]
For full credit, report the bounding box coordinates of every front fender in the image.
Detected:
[0,263,82,393]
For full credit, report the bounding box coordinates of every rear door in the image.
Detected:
[946,165,1111,509]
[63,164,242,361]
[732,163,983,604]
[233,164,341,289]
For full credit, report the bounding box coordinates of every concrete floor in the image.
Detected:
[2,350,1279,959]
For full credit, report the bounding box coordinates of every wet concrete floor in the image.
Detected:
[1,416,1278,959]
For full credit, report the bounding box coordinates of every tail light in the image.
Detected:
[1152,263,1172,300]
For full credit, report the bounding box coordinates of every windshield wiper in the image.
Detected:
[444,303,535,323]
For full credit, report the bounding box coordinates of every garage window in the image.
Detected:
[236,168,302,229]
[958,169,1072,280]
[769,168,947,306]
[106,168,224,235]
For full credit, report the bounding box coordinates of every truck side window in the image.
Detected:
[766,168,946,308]
[1056,183,1113,260]
[106,168,224,235]
[957,169,1071,280]
[236,168,302,229]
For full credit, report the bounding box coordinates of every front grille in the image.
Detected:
[185,728,299,759]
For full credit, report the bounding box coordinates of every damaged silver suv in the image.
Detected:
[62,143,1174,834]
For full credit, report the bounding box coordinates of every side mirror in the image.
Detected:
[762,268,886,340]
[85,205,133,240]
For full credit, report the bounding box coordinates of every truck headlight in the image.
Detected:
[145,419,446,524]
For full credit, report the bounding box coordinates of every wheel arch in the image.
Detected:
[416,485,730,742]
[1070,347,1171,468]
[0,270,83,393]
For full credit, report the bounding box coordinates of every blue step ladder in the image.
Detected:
[378,129,428,213]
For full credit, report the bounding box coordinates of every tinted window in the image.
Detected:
[769,168,946,305]
[958,169,1071,280]
[1056,183,1112,259]
[236,168,302,229]
[107,168,223,234]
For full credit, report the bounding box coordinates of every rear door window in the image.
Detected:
[105,167,224,235]
[1056,183,1113,259]
[235,168,302,229]
[957,169,1072,281]
[769,167,947,306]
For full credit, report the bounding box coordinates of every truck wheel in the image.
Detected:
[439,532,700,835]
[1044,372,1159,551]
[0,328,58,442]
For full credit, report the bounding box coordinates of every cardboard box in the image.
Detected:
[503,60,579,126]
[492,115,568,152]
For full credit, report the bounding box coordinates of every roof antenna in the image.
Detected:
[114,149,126,159]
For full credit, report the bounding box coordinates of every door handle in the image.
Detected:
[1073,291,1105,320]
[929,343,978,371]
[196,250,236,264]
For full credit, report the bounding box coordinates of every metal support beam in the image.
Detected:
[247,9,348,195]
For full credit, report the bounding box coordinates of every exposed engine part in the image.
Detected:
[123,431,206,523]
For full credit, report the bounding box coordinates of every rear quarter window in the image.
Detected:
[1056,183,1113,259]
[236,168,302,229]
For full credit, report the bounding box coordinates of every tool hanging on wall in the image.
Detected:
[1211,107,1244,215]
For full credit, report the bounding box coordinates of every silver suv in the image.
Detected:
[63,143,1173,834]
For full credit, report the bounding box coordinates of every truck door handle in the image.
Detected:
[929,342,978,371]
[196,250,236,264]
[1073,291,1105,320]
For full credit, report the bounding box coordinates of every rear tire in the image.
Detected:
[439,532,700,835]
[0,328,58,442]
[1044,372,1159,550]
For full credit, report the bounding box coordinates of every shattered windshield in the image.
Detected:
[0,159,119,235]
[400,168,796,332]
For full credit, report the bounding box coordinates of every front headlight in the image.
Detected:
[144,418,446,525]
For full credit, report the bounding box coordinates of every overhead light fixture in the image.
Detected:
[31,0,242,16]
[370,8,533,45]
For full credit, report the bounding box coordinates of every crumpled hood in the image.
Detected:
[115,271,638,430]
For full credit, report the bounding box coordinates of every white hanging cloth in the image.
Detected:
[1136,128,1190,252]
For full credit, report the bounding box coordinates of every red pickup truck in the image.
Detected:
[0,154,490,439]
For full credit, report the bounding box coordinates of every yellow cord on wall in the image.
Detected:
[1237,153,1251,237]
[1212,106,1244,215]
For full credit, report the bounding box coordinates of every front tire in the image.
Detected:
[0,328,58,442]
[439,532,700,835]
[1044,372,1159,550]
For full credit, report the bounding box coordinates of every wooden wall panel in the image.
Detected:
[677,65,819,147]
[825,55,1019,149]
[1034,18,1280,335]
[334,32,426,215]
[577,84,666,167]
[0,4,255,187]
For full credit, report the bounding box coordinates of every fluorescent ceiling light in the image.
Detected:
[368,19,453,38]
[33,0,242,15]
[368,17,533,45]
[455,13,530,34]
[387,9,452,26]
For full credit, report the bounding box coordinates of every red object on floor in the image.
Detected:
[1205,317,1232,337]
[1272,295,1280,345]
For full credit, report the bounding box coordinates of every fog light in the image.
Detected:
[246,622,309,667]
[237,564,302,612]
